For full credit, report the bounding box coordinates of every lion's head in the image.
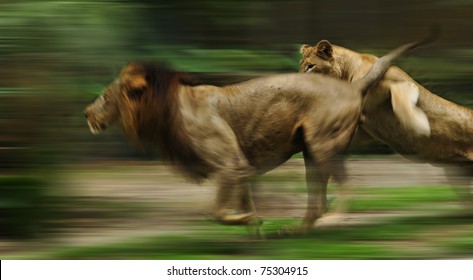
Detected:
[300,40,342,78]
[83,83,120,135]
[84,62,210,180]
[84,63,148,135]
[84,62,184,138]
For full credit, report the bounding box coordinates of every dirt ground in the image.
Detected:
[0,155,457,258]
[70,154,449,220]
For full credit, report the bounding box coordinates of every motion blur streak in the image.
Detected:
[0,0,472,259]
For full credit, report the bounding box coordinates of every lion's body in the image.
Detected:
[365,77,473,162]
[301,43,473,164]
[84,64,366,228]
[300,41,473,212]
[188,74,361,173]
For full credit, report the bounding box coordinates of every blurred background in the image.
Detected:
[1,0,473,259]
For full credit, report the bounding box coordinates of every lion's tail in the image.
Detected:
[355,28,437,95]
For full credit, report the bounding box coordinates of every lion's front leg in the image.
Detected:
[211,161,259,226]
[213,179,257,225]
[214,178,264,238]
[186,115,257,225]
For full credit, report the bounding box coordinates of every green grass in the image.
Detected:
[444,233,473,256]
[25,213,473,260]
[348,186,458,212]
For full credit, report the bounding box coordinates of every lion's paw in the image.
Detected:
[314,213,348,227]
[214,210,259,225]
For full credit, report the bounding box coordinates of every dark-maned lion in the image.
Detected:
[84,38,429,231]
[300,39,473,213]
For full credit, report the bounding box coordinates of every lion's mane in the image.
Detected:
[117,62,213,181]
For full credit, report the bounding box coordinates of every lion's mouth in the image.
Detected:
[87,120,107,135]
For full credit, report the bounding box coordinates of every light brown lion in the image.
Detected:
[300,39,473,214]
[84,39,428,232]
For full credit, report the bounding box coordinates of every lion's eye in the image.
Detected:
[127,88,144,99]
[306,64,315,72]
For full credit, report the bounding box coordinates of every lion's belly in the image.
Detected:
[361,117,469,164]
[227,101,305,173]
[240,136,302,174]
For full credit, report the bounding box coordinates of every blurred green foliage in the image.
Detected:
[0,176,49,238]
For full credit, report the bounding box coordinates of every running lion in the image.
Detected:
[84,38,430,231]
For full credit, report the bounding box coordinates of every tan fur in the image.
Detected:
[301,42,432,137]
[84,62,364,229]
[84,43,412,230]
[300,41,473,210]
[84,39,424,232]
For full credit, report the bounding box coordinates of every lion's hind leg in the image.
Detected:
[299,141,342,230]
[301,153,331,230]
[296,121,356,231]
[390,81,430,137]
[277,152,332,236]
[314,155,352,227]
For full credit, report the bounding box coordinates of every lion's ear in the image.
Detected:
[129,75,147,90]
[300,44,311,54]
[315,40,333,60]
[126,75,148,99]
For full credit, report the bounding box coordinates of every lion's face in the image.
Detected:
[84,87,120,134]
[299,40,341,78]
[84,63,148,134]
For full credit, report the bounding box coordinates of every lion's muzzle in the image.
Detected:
[86,119,106,135]
[84,109,108,135]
